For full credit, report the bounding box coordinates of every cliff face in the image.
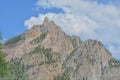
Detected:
[4,17,120,80]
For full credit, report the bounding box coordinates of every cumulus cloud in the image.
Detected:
[108,45,120,60]
[25,13,97,37]
[24,0,120,59]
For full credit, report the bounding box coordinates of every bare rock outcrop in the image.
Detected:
[3,17,120,80]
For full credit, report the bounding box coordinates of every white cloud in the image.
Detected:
[25,13,97,37]
[108,45,120,59]
[25,0,120,59]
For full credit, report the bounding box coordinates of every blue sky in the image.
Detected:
[0,0,120,60]
[0,0,37,39]
[0,0,119,39]
[0,0,62,40]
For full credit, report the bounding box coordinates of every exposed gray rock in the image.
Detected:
[3,17,120,80]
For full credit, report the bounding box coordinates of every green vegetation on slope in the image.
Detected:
[44,48,54,64]
[109,58,120,67]
[30,45,55,64]
[0,33,9,78]
[30,32,47,45]
[0,33,28,80]
[4,34,25,46]
[8,58,28,80]
[0,58,28,80]
[53,70,70,80]
[0,47,9,78]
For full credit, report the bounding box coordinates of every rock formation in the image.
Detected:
[3,17,120,80]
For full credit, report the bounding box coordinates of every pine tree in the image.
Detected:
[0,33,8,78]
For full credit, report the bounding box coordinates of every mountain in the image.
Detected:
[3,17,120,80]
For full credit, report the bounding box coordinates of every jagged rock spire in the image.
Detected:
[43,17,49,26]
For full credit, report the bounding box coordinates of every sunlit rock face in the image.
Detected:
[4,17,120,80]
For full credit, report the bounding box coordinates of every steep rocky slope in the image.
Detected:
[3,17,120,80]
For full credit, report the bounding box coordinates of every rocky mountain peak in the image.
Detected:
[42,17,63,34]
[3,17,120,80]
[44,17,49,23]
